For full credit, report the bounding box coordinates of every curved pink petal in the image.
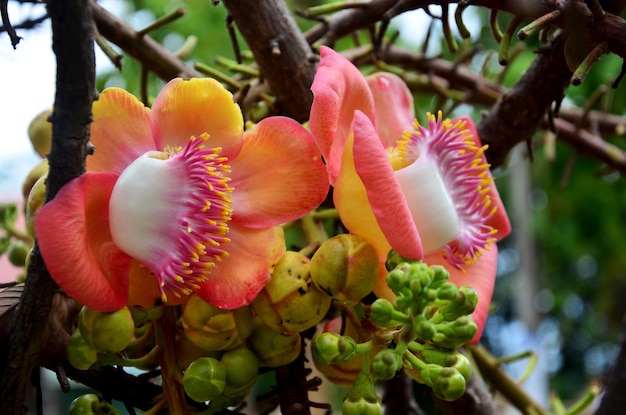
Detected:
[458,116,511,240]
[88,88,154,174]
[310,46,376,182]
[424,244,499,344]
[230,117,329,228]
[150,78,243,159]
[195,224,285,309]
[351,111,422,260]
[366,73,416,149]
[35,172,132,311]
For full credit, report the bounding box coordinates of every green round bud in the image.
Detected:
[183,357,226,402]
[220,347,259,397]
[78,306,135,353]
[7,240,30,267]
[369,299,398,327]
[66,329,100,370]
[415,315,436,342]
[440,286,478,321]
[372,348,402,380]
[68,394,121,415]
[433,317,478,349]
[248,317,301,367]
[252,251,331,334]
[312,332,358,365]
[310,234,379,305]
[342,373,382,415]
[434,368,467,401]
[437,282,459,301]
[182,294,253,352]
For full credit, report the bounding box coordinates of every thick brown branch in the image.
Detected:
[0,0,96,412]
[222,0,316,122]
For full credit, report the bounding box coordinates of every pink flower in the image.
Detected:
[309,47,511,341]
[36,78,329,312]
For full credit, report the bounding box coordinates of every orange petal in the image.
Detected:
[458,116,511,241]
[366,72,416,149]
[310,46,375,182]
[88,88,155,174]
[150,78,243,159]
[230,117,329,228]
[195,224,285,309]
[35,172,131,311]
[424,244,499,344]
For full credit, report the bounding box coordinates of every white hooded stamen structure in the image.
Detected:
[109,133,233,301]
[393,112,497,268]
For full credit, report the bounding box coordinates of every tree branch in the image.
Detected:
[222,0,317,122]
[0,0,96,412]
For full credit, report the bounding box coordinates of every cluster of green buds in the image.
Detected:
[312,254,479,408]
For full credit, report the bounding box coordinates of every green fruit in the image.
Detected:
[248,317,301,367]
[183,357,226,402]
[27,109,53,158]
[68,393,122,415]
[78,306,135,353]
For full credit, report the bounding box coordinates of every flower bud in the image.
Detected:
[369,299,400,327]
[7,240,29,267]
[248,317,301,367]
[312,316,382,387]
[25,167,48,238]
[66,329,99,370]
[27,108,52,158]
[342,373,382,415]
[182,294,253,352]
[372,348,402,380]
[434,368,467,401]
[433,316,477,349]
[439,286,478,321]
[252,251,331,334]
[310,234,379,305]
[312,332,358,365]
[183,357,226,403]
[414,315,436,342]
[78,306,135,353]
[68,393,122,415]
[220,346,259,397]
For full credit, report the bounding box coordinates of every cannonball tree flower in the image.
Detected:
[309,46,511,341]
[35,78,329,312]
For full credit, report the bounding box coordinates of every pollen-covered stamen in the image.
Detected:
[109,133,233,302]
[394,111,497,268]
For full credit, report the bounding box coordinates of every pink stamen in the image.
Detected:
[407,112,496,268]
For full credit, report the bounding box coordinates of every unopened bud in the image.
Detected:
[310,234,379,305]
[182,294,253,352]
[252,251,331,334]
[78,306,135,353]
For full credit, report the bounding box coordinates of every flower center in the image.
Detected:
[109,133,233,301]
[393,112,497,268]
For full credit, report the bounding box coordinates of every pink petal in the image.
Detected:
[424,244,499,344]
[350,111,422,259]
[88,88,155,174]
[150,78,243,159]
[195,224,285,309]
[366,73,416,149]
[230,117,329,228]
[310,46,375,182]
[35,172,132,311]
[458,116,511,241]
